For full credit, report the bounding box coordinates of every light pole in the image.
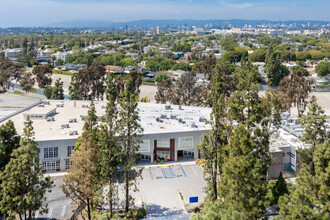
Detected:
[116,180,119,220]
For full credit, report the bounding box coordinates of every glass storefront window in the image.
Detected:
[179,137,193,149]
[157,151,170,160]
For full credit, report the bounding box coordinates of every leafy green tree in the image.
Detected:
[61,101,100,220]
[278,141,329,219]
[51,78,64,100]
[248,48,266,62]
[55,59,64,66]
[98,74,121,218]
[0,120,20,171]
[68,73,79,100]
[20,72,35,93]
[315,61,330,77]
[192,200,244,220]
[0,118,53,219]
[278,68,312,117]
[155,79,171,104]
[118,78,143,215]
[272,172,289,205]
[291,65,309,76]
[32,64,53,89]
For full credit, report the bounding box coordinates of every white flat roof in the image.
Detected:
[1,100,212,141]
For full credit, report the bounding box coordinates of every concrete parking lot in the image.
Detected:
[130,164,206,217]
[36,177,74,220]
[38,164,206,219]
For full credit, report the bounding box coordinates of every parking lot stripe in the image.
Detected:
[150,168,155,180]
[61,206,66,217]
[191,166,198,176]
[48,207,53,218]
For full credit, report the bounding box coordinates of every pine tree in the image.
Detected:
[219,123,270,219]
[0,118,53,219]
[69,73,79,100]
[61,102,100,220]
[118,78,143,215]
[98,73,121,218]
[51,78,64,100]
[272,172,289,205]
[299,102,329,174]
[278,141,329,219]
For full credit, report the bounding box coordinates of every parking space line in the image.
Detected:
[48,207,53,218]
[61,206,66,217]
[150,168,155,180]
[191,166,198,176]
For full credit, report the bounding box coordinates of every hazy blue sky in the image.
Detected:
[0,0,329,27]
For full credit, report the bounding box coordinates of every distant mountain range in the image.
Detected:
[47,19,329,28]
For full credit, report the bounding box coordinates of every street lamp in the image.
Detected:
[116,180,119,220]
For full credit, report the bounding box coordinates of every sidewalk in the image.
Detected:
[44,160,197,178]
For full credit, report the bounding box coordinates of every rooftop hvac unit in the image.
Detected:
[69,131,78,136]
[178,118,183,123]
[170,114,177,120]
[160,114,167,119]
[46,117,55,122]
[199,116,206,122]
[179,105,183,110]
[43,101,50,105]
[69,118,77,123]
[165,105,171,110]
[191,123,198,128]
[61,124,70,129]
[101,105,106,109]
[82,104,89,108]
[56,103,64,107]
[38,104,45,107]
[156,117,160,122]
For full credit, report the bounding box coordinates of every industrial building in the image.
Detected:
[0,100,319,179]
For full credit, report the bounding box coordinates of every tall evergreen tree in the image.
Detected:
[265,45,288,86]
[51,78,64,100]
[0,118,53,219]
[299,102,329,174]
[278,141,329,219]
[68,73,79,100]
[272,172,289,205]
[219,123,270,219]
[98,73,121,218]
[198,62,231,201]
[118,78,143,215]
[61,101,100,220]
[0,120,20,171]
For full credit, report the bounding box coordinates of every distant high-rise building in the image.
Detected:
[156,26,160,34]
